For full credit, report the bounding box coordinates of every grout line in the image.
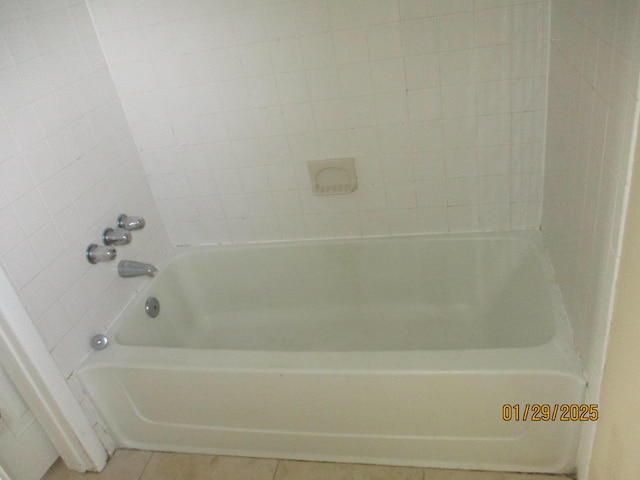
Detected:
[271,459,283,480]
[136,451,155,480]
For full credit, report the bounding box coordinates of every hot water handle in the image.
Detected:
[117,213,146,231]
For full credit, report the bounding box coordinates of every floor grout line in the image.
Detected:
[136,451,154,480]
[271,459,282,480]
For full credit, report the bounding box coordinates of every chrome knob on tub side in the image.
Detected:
[118,260,158,278]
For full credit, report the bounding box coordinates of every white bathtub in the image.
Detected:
[77,232,586,473]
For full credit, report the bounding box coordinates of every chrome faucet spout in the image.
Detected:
[118,260,158,278]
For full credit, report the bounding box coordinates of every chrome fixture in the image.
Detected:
[117,213,145,231]
[91,334,109,350]
[145,297,160,318]
[118,260,158,278]
[86,244,116,264]
[103,227,132,246]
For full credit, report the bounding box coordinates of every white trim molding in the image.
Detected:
[0,463,12,480]
[0,265,107,473]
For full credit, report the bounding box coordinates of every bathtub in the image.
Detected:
[77,231,586,473]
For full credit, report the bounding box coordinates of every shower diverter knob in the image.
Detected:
[103,227,132,246]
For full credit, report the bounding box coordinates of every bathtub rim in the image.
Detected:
[78,344,585,380]
[166,229,556,263]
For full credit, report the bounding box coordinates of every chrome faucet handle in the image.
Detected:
[86,244,116,264]
[117,213,145,231]
[103,227,132,246]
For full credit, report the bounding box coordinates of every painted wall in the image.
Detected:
[588,117,640,480]
[541,0,640,477]
[0,1,171,382]
[87,0,550,245]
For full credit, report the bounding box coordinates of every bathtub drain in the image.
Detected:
[145,297,160,318]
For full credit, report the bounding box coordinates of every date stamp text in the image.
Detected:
[502,404,599,421]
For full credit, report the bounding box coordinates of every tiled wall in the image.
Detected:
[541,0,640,477]
[88,0,550,245]
[0,0,171,378]
[544,0,640,390]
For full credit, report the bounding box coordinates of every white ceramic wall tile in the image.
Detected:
[438,12,474,51]
[402,18,438,56]
[418,206,448,232]
[447,204,479,232]
[404,54,440,90]
[0,0,171,389]
[441,84,476,119]
[541,0,640,474]
[85,0,551,244]
[475,7,513,47]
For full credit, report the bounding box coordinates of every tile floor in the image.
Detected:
[42,450,574,480]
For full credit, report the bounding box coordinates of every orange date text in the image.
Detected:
[502,404,598,421]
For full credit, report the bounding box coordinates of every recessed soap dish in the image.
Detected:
[308,157,357,196]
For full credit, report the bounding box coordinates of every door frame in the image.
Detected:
[0,265,107,472]
[0,463,12,480]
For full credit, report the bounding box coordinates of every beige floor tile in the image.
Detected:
[139,452,219,480]
[274,460,423,480]
[67,450,152,480]
[41,458,71,480]
[139,452,277,480]
[42,450,573,480]
[208,455,278,479]
[41,450,152,480]
[423,468,571,480]
[501,475,571,480]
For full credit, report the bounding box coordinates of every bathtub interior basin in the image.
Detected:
[116,232,558,351]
